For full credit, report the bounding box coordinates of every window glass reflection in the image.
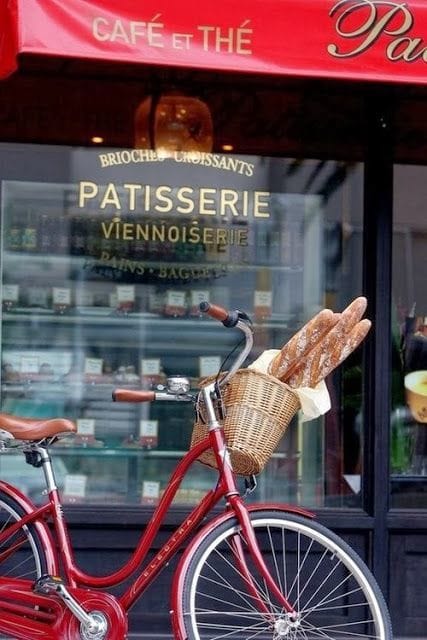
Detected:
[0,146,364,508]
[391,165,427,508]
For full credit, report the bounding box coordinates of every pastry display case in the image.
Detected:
[0,155,328,507]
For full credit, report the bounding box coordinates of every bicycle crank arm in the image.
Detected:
[0,575,128,639]
[34,575,108,636]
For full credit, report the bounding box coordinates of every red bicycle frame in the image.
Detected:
[0,428,312,639]
[0,303,313,639]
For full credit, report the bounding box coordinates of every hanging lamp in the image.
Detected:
[134,91,213,154]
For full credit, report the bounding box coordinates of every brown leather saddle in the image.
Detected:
[0,413,76,441]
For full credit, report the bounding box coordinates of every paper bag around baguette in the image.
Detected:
[249,352,331,422]
[268,309,339,381]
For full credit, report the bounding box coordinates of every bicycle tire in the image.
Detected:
[179,509,393,639]
[0,489,48,581]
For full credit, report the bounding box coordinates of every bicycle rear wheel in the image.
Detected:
[0,490,48,581]
[179,510,392,639]
[0,490,49,638]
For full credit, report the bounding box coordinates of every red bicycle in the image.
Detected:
[0,302,392,639]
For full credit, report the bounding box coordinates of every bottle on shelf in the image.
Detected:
[254,268,273,321]
[38,213,54,254]
[70,215,87,256]
[21,209,38,252]
[6,205,23,251]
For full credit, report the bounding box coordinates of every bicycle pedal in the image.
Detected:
[33,575,108,633]
[33,574,64,595]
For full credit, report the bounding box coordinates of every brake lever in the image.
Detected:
[244,475,258,496]
[213,381,227,420]
[237,310,253,325]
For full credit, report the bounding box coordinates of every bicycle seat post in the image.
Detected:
[29,444,58,494]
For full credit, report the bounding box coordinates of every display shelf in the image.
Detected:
[2,309,295,329]
[1,300,300,507]
[2,250,304,273]
[391,474,427,485]
[50,445,296,460]
[1,310,256,351]
[0,304,300,507]
[0,176,318,508]
[52,446,189,458]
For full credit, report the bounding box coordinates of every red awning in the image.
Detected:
[1,0,427,84]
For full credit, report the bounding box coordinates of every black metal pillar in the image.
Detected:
[362,91,394,598]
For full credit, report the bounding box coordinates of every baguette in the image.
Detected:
[268,309,338,381]
[340,296,367,329]
[287,318,371,388]
[299,296,367,386]
[312,318,372,386]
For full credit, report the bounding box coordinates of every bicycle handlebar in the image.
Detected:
[199,301,228,321]
[113,302,254,402]
[199,301,240,327]
[199,301,254,388]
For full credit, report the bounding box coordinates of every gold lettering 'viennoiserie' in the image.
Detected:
[328,0,427,63]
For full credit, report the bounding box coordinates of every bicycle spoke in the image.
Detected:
[286,532,318,606]
[0,514,13,533]
[303,618,381,639]
[0,497,46,584]
[292,544,329,607]
[308,600,379,614]
[202,548,272,610]
[188,613,269,639]
[219,539,274,605]
[317,622,377,636]
[4,552,40,578]
[196,580,262,613]
[300,577,363,619]
[301,584,366,616]
[301,623,343,640]
[282,526,288,598]
[223,538,273,606]
[195,624,267,640]
[0,532,30,562]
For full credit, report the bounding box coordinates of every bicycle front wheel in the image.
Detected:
[179,510,392,639]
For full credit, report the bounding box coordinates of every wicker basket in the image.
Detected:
[191,368,301,476]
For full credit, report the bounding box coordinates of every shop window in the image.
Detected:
[391,165,427,508]
[0,144,364,508]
